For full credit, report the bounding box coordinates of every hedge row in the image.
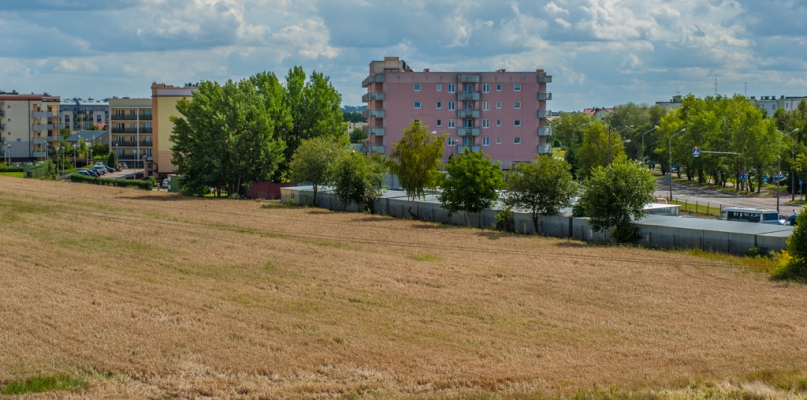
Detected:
[0,167,25,173]
[69,173,153,191]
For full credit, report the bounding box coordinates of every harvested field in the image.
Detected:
[1,176,807,399]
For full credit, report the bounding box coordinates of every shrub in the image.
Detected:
[0,167,25,173]
[69,173,153,190]
[495,206,515,232]
[773,209,807,280]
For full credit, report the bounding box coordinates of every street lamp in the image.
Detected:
[777,128,799,212]
[609,139,632,165]
[607,125,634,165]
[640,126,659,163]
[668,128,686,201]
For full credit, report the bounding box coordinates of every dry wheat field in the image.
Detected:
[2,176,807,399]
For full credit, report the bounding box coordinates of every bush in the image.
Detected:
[773,209,807,280]
[69,173,153,190]
[0,167,25,173]
[495,206,515,232]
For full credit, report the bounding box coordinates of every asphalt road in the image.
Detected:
[655,177,803,214]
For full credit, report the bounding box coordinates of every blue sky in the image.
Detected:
[1,0,806,111]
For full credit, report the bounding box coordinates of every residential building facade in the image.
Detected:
[151,82,197,178]
[656,95,683,113]
[361,57,552,168]
[0,90,62,161]
[583,107,612,121]
[108,98,152,170]
[750,95,807,117]
[59,98,109,132]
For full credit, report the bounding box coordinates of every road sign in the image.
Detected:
[692,146,700,157]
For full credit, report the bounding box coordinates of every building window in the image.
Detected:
[448,84,456,93]
[496,84,502,91]
[464,84,473,92]
[496,119,502,126]
[436,119,442,127]
[496,101,502,109]
[514,119,521,127]
[514,84,521,91]
[436,101,442,109]
[463,119,474,128]
[463,101,473,110]
[129,109,135,115]
[483,137,490,146]
[448,102,455,111]
[496,137,502,145]
[436,84,442,92]
[482,84,490,93]
[414,102,421,109]
[514,137,521,144]
[483,119,490,128]
[448,137,456,146]
[482,101,489,111]
[448,119,455,128]
[514,101,521,109]
[414,83,421,91]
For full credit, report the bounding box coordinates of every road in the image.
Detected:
[655,177,803,215]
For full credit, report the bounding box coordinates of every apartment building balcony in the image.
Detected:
[458,145,481,153]
[0,110,5,117]
[362,126,385,136]
[369,145,385,154]
[32,138,47,144]
[0,123,5,130]
[32,111,54,118]
[361,74,385,88]
[111,115,139,121]
[538,92,553,101]
[537,145,553,154]
[538,75,553,83]
[139,115,153,120]
[46,136,63,142]
[457,92,480,101]
[538,127,552,136]
[457,75,480,83]
[111,128,142,134]
[33,151,47,158]
[457,110,480,119]
[112,141,140,147]
[457,128,480,136]
[33,124,47,131]
[362,109,385,119]
[537,110,548,118]
[362,92,385,102]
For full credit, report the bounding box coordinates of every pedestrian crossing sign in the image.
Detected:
[692,146,700,157]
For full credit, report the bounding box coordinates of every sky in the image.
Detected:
[1,0,806,111]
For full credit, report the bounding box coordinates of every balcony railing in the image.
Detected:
[0,123,5,130]
[111,128,152,134]
[139,114,153,120]
[537,110,548,118]
[457,110,480,119]
[538,127,552,136]
[361,74,385,88]
[32,111,54,118]
[32,138,47,144]
[458,145,481,153]
[362,126,385,136]
[369,145,385,154]
[457,75,480,83]
[537,145,552,154]
[457,92,480,101]
[33,151,47,158]
[538,92,553,101]
[47,136,63,142]
[361,92,385,102]
[362,109,385,119]
[33,125,47,131]
[111,115,139,121]
[114,141,153,147]
[0,110,5,117]
[457,128,480,136]
[538,75,553,83]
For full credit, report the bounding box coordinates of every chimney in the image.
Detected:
[496,69,506,73]
[423,68,430,72]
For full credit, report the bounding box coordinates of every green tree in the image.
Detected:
[171,77,286,197]
[577,156,657,242]
[251,71,294,182]
[342,111,366,123]
[437,150,503,226]
[330,152,386,212]
[775,208,807,280]
[107,152,118,170]
[577,122,626,179]
[59,127,72,140]
[289,137,343,206]
[388,120,446,203]
[87,125,99,131]
[551,112,594,150]
[504,156,578,233]
[349,128,367,144]
[281,67,347,179]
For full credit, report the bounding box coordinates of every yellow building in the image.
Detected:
[108,98,152,170]
[151,82,197,178]
[0,91,62,161]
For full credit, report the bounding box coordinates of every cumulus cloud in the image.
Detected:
[0,0,806,110]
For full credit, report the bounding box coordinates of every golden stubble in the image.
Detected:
[1,176,807,399]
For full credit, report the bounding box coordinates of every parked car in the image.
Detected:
[77,169,98,177]
[104,166,116,173]
[91,167,106,175]
[94,162,106,169]
[23,162,34,167]
[75,170,92,176]
[11,162,21,167]
[118,162,127,170]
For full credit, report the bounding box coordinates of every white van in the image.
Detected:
[718,207,782,224]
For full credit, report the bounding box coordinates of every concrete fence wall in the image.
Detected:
[281,187,789,255]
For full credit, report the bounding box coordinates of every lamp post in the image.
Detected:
[607,125,634,165]
[609,139,632,165]
[668,128,686,201]
[777,128,798,213]
[640,125,659,164]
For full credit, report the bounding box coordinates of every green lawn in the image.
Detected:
[0,172,24,178]
[669,199,721,217]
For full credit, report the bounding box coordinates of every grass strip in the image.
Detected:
[1,374,86,395]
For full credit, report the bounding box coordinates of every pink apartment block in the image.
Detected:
[361,57,552,168]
